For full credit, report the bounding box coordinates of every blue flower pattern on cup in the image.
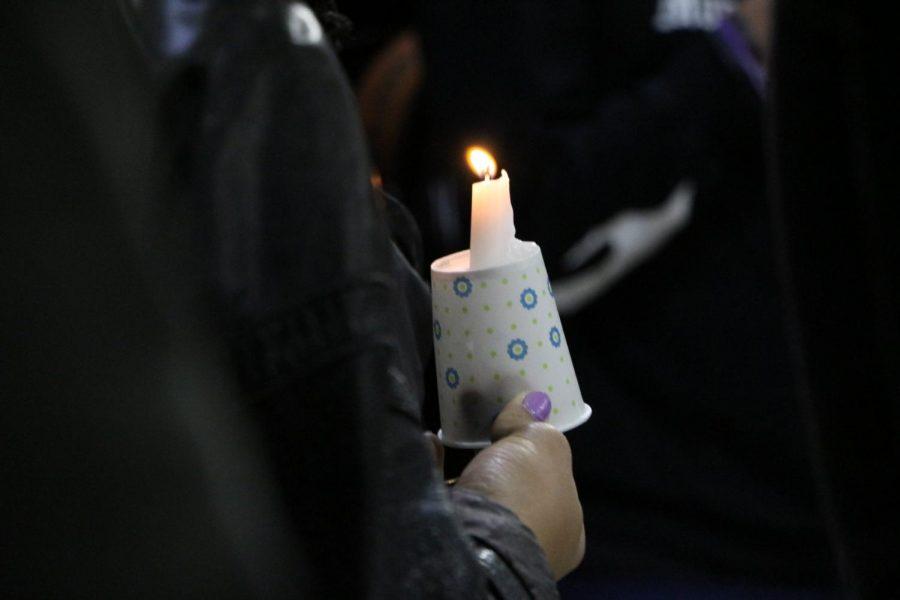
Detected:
[433,319,442,340]
[549,326,562,348]
[519,287,538,310]
[453,276,473,298]
[445,367,460,389]
[507,338,528,361]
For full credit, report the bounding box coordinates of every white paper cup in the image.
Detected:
[430,242,592,448]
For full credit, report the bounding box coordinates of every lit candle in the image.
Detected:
[467,147,517,270]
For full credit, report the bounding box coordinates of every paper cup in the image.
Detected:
[430,242,592,448]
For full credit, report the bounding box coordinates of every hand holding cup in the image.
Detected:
[456,392,586,580]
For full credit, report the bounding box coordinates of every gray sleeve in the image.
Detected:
[451,488,560,600]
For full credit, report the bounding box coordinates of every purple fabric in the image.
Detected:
[715,15,767,97]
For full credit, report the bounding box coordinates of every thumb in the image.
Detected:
[491,391,552,442]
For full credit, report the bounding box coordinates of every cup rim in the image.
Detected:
[430,242,541,278]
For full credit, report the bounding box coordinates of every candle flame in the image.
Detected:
[466,146,498,180]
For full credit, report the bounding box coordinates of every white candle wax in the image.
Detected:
[470,169,516,270]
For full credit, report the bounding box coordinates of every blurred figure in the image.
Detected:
[543,4,841,594]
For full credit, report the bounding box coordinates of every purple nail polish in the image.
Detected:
[522,391,551,422]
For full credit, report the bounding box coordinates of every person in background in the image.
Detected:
[535,3,838,596]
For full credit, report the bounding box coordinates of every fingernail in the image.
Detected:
[522,391,551,422]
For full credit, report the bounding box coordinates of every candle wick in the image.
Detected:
[483,172,491,182]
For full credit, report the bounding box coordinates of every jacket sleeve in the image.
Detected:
[451,489,560,599]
